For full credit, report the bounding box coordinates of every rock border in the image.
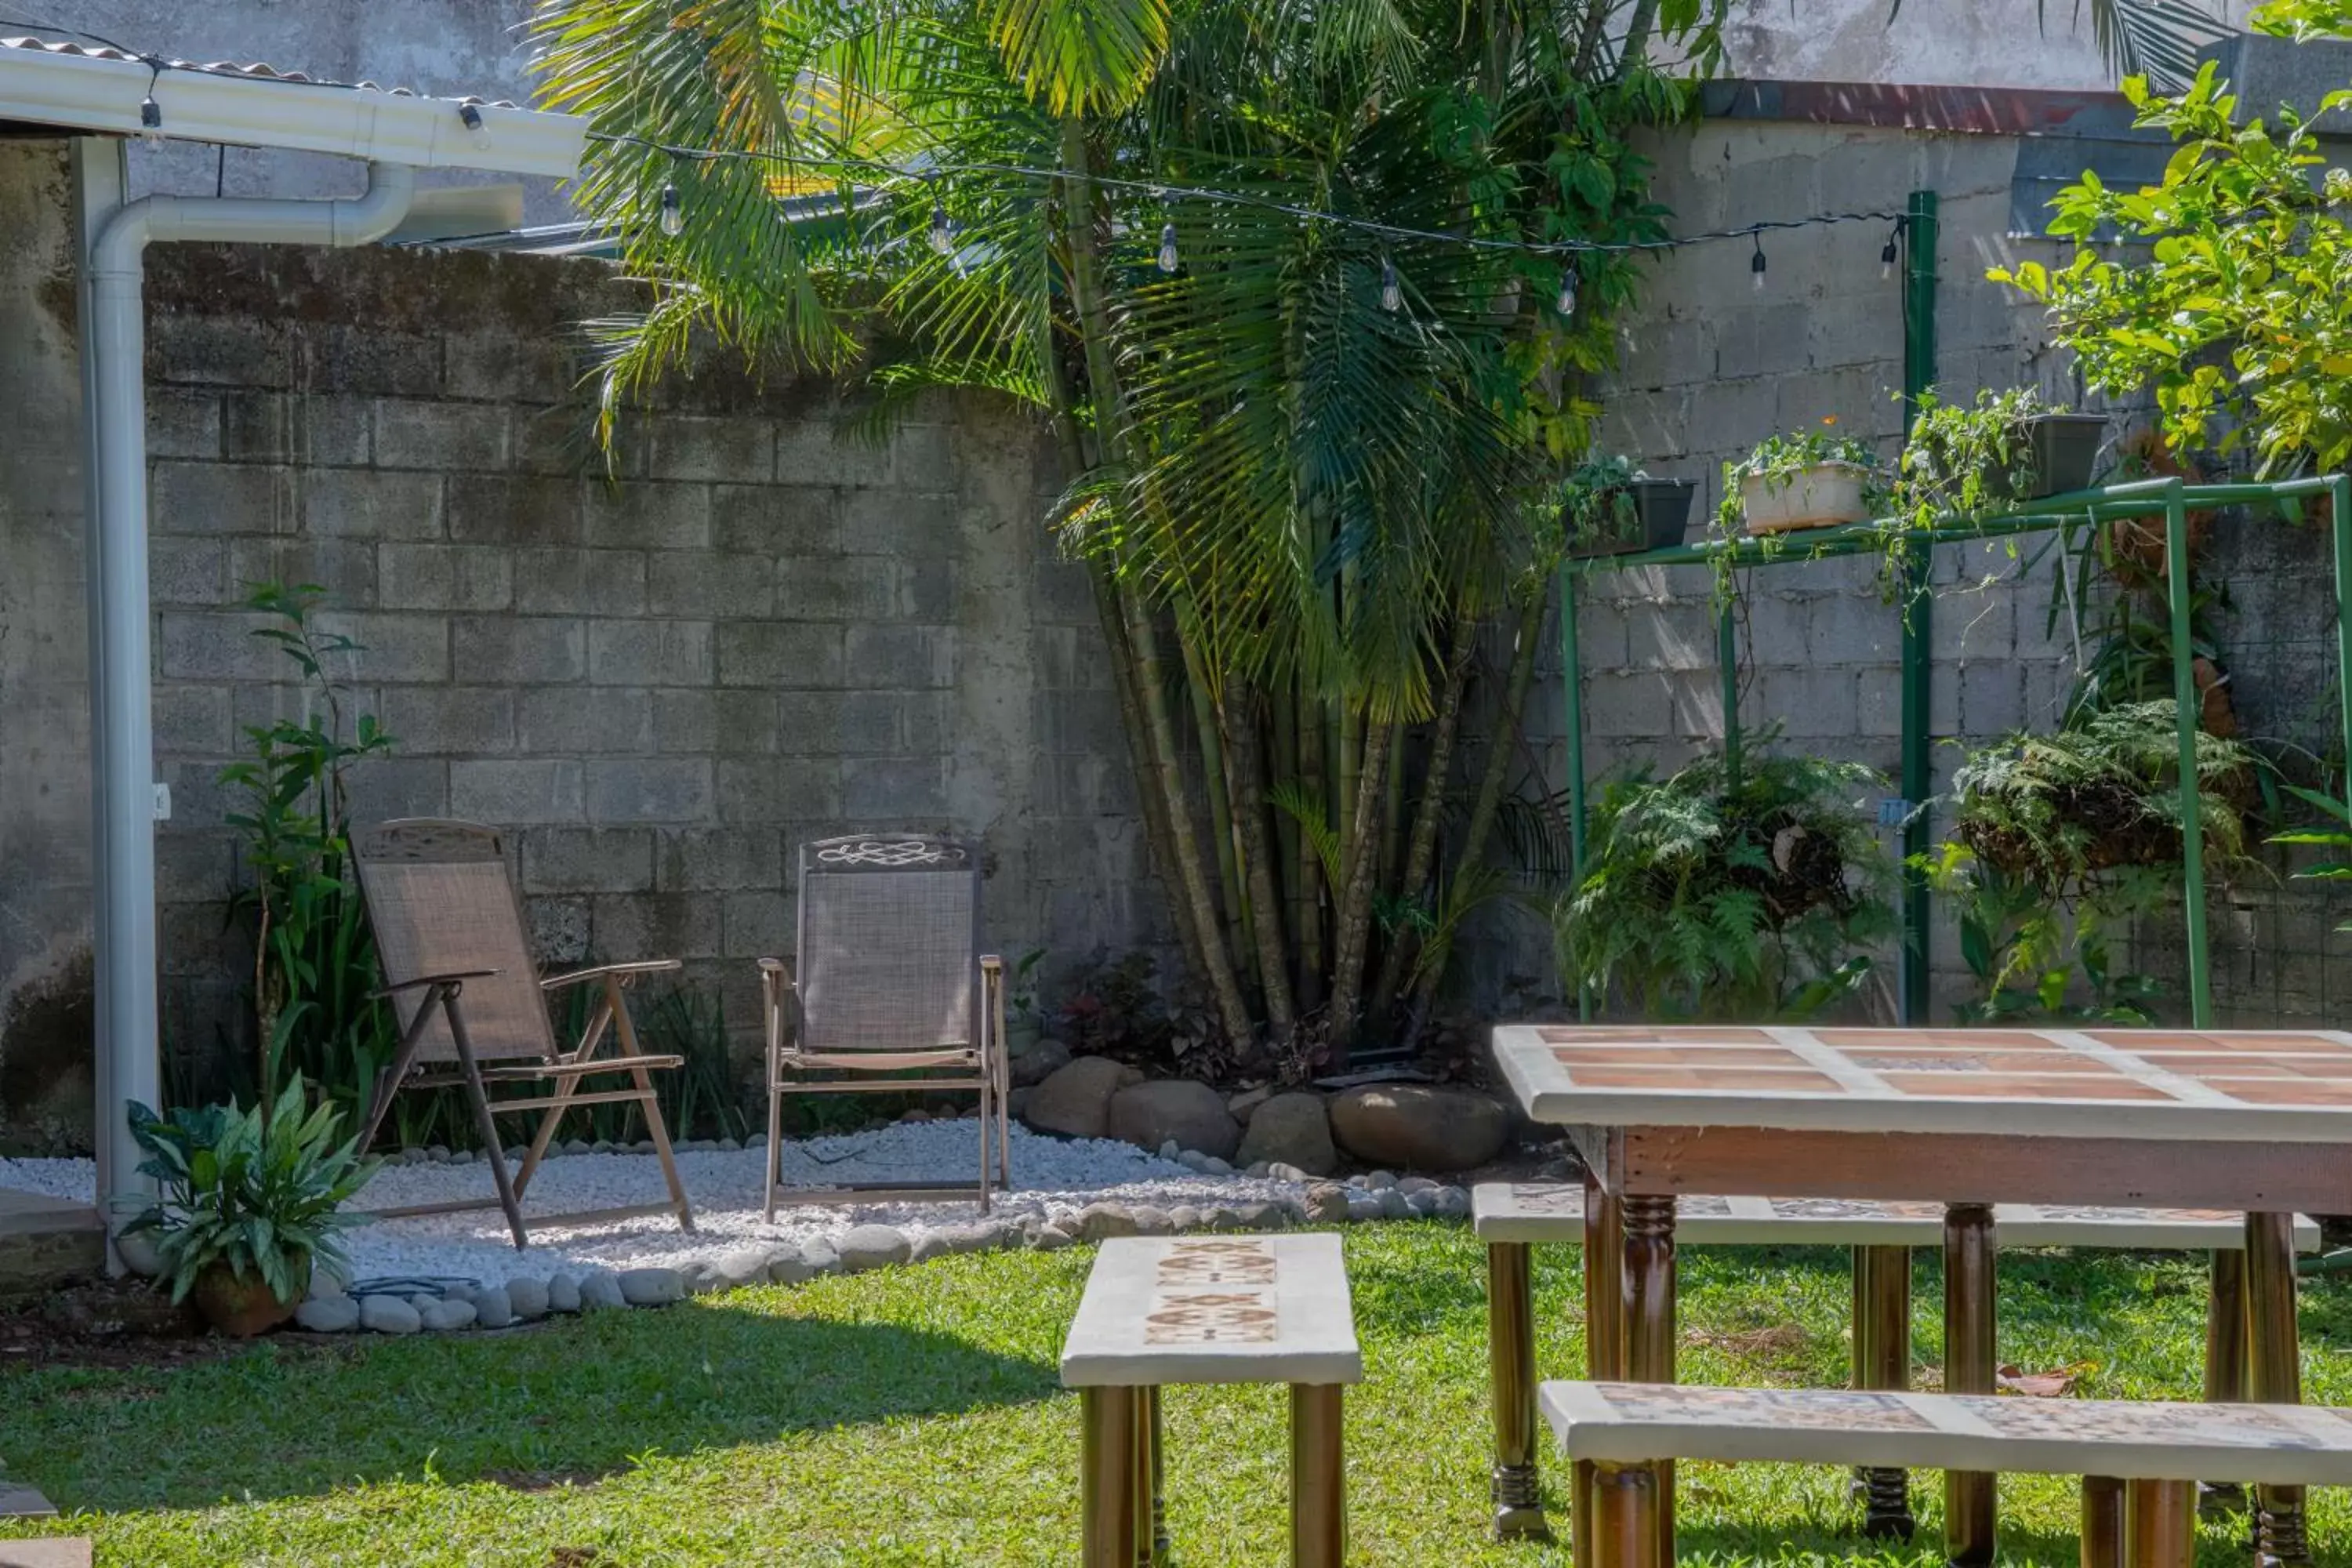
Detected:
[295,1155,1471,1336]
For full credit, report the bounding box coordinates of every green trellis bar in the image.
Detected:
[1552,472,2352,1029]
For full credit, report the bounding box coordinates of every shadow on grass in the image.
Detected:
[5,1295,1060,1514]
[1676,1515,2086,1568]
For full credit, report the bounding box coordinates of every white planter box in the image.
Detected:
[1738,461,1875,535]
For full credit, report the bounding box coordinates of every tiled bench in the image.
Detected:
[1060,1234,1362,1568]
[1475,1182,2321,1541]
[1542,1380,2352,1568]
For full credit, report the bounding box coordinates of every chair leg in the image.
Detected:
[2245,1212,2307,1566]
[2124,1479,2196,1568]
[1487,1240,1549,1541]
[608,975,695,1234]
[2083,1476,2125,1568]
[1855,1244,1915,1541]
[1134,1385,1167,1566]
[515,992,606,1202]
[1943,1202,1998,1568]
[976,1062,994,1217]
[443,994,528,1250]
[764,1075,785,1225]
[1590,1463,1657,1568]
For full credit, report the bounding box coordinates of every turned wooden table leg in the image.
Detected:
[1855,1243,1915,1541]
[1488,1239,1549,1541]
[1623,1194,1677,1568]
[1082,1385,1139,1568]
[2245,1211,2307,1567]
[1575,1170,1624,1568]
[1290,1383,1345,1568]
[2200,1250,2248,1517]
[1944,1202,1998,1568]
[1592,1463,1660,1568]
[1134,1385,1166,1566]
[2082,1475,2124,1568]
[2124,1479,2197,1568]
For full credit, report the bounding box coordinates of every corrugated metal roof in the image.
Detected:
[0,33,518,106]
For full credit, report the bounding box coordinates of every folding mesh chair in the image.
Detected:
[352,818,695,1248]
[759,834,1009,1218]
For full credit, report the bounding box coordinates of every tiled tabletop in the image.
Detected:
[1494,1024,2352,1142]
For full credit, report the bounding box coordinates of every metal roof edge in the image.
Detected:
[0,41,586,178]
[1699,79,2145,138]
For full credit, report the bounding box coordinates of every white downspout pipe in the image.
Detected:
[83,161,416,1254]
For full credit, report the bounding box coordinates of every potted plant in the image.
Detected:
[1722,423,1886,535]
[1899,387,2105,511]
[124,1082,378,1337]
[1553,740,1896,1019]
[1561,454,1696,557]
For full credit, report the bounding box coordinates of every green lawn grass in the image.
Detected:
[2,1224,2347,1565]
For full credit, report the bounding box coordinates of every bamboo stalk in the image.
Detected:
[1296,681,1328,1013]
[1173,593,1249,984]
[1221,681,1296,1038]
[1327,715,1396,1060]
[1370,615,1478,1022]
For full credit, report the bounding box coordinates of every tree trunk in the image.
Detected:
[1173,593,1249,985]
[1294,682,1327,1013]
[1326,715,1396,1062]
[1219,681,1295,1039]
[1368,615,1479,1021]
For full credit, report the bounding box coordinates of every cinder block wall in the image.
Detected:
[130,241,1163,1090]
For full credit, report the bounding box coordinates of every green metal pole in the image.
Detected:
[2334,475,2352,792]
[1898,188,1939,1026]
[2165,480,2213,1028]
[1719,600,1742,787]
[1560,568,1593,1022]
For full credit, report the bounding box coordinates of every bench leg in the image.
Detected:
[2082,1475,2124,1568]
[2245,1212,2308,1567]
[2124,1479,2196,1568]
[2199,1250,2248,1517]
[1574,1170,1624,1568]
[1134,1385,1167,1566]
[1290,1383,1345,1568]
[1487,1240,1550,1541]
[1854,1243,1915,1541]
[1081,1386,1139,1568]
[1943,1202,1998,1568]
[1592,1462,1659,1568]
[1624,1194,1676,1568]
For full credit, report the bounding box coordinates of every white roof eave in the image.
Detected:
[0,45,587,180]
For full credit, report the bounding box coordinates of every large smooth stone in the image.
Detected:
[838,1225,912,1272]
[1108,1079,1241,1161]
[1327,1084,1509,1173]
[358,1296,421,1335]
[1022,1055,1128,1140]
[1234,1092,1337,1176]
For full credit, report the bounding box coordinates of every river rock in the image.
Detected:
[1347,1193,1384,1223]
[1228,1085,1272,1123]
[1305,1183,1352,1225]
[507,1277,551,1319]
[1436,1185,1472,1219]
[1328,1084,1510,1172]
[296,1296,360,1333]
[839,1225,912,1272]
[1022,1054,1128,1140]
[547,1274,583,1314]
[619,1268,685,1306]
[1076,1202,1138,1242]
[421,1298,477,1331]
[579,1272,627,1311]
[800,1237,843,1276]
[473,1284,515,1327]
[359,1296,422,1335]
[1010,1036,1073,1088]
[1109,1079,1241,1161]
[1235,1093,1337,1176]
[1129,1205,1174,1236]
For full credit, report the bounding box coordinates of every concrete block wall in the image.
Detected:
[118,239,1165,1095]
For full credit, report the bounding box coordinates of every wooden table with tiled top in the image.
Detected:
[1491,1022,2352,1568]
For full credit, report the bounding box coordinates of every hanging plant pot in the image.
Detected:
[2101,430,2216,586]
[1979,413,2108,503]
[1567,480,1695,557]
[2193,655,2237,739]
[191,1253,308,1338]
[1739,461,1875,535]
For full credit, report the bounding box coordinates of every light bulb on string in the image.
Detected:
[659,182,684,238]
[1158,221,1179,274]
[1750,233,1767,294]
[459,103,492,151]
[928,193,953,256]
[138,92,164,148]
[1555,262,1578,318]
[1881,217,1904,281]
[1380,254,1401,312]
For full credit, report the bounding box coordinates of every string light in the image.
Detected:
[1880,216,1906,281]
[137,59,162,147]
[928,189,953,255]
[1158,220,1179,274]
[1750,232,1767,293]
[1555,263,1578,318]
[659,181,684,238]
[1380,254,1401,312]
[459,102,492,151]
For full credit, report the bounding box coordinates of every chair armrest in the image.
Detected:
[539,958,684,991]
[980,953,1003,973]
[757,956,793,975]
[370,969,499,1000]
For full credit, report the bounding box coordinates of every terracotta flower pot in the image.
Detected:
[191,1254,307,1338]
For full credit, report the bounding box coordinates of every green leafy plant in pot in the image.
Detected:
[1720,421,1887,537]
[1559,454,1696,557]
[124,1081,378,1336]
[1554,741,1896,1020]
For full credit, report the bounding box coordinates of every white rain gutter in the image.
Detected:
[81,161,416,1250]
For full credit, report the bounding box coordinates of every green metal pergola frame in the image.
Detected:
[1554,469,2352,1029]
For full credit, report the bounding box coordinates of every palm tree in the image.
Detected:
[532,0,1723,1063]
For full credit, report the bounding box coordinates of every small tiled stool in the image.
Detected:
[1060,1233,1363,1567]
[1475,1182,2321,1542]
[1543,1381,2352,1568]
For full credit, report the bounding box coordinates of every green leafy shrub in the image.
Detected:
[124,1081,378,1305]
[1554,746,1896,1019]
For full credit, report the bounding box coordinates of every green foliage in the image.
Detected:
[1554,744,1896,1019]
[122,1081,378,1305]
[1925,701,2258,1019]
[1555,454,1653,551]
[1994,10,2352,477]
[2062,578,2229,725]
[2270,782,2352,931]
[215,583,396,1125]
[1715,423,1885,531]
